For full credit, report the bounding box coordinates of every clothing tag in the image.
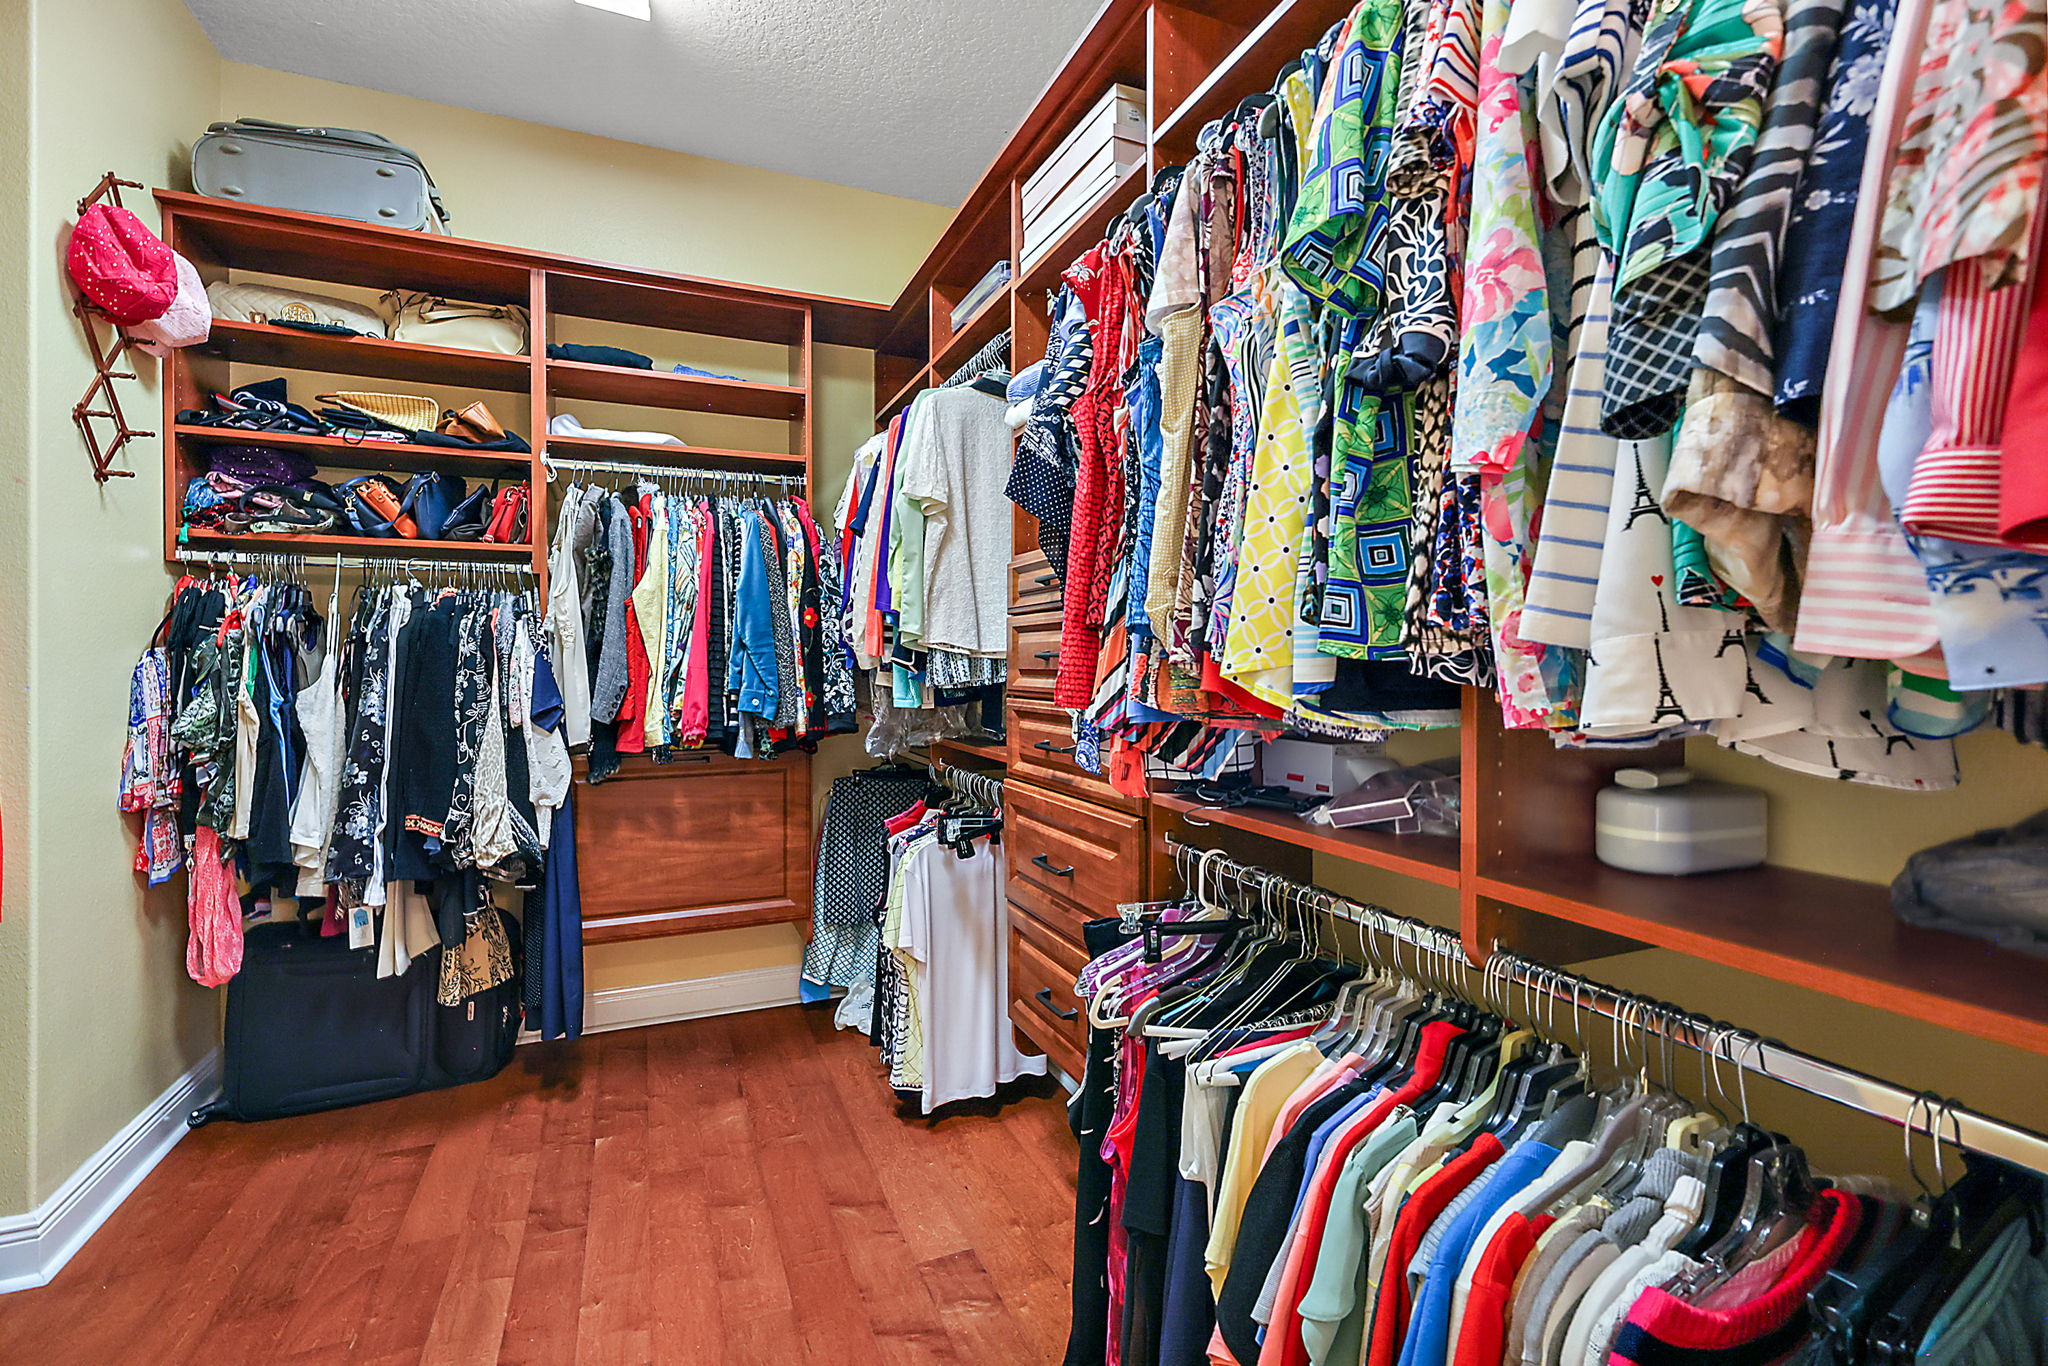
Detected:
[348,904,374,950]
[1143,921,1163,963]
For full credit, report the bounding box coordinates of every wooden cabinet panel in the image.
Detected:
[1006,780,1148,925]
[1009,615,1063,700]
[1009,914,1088,1078]
[1008,701,1141,810]
[572,753,812,942]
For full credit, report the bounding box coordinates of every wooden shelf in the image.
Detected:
[200,319,532,392]
[546,359,804,420]
[876,366,930,424]
[174,425,535,475]
[932,282,1015,381]
[545,433,805,474]
[159,190,888,348]
[1018,162,1148,296]
[546,271,807,345]
[935,737,1009,767]
[1152,790,1462,888]
[1151,0,1343,152]
[1478,856,2048,1056]
[178,530,536,561]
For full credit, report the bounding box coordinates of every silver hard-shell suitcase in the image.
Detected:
[191,118,450,231]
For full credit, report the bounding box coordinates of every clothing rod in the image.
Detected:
[547,456,806,487]
[1162,838,2048,1180]
[173,549,536,575]
[921,754,1004,807]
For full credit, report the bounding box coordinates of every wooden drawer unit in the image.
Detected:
[1009,909,1088,1077]
[572,752,812,942]
[1009,614,1063,700]
[1011,549,1063,616]
[1006,779,1148,926]
[1009,701,1141,810]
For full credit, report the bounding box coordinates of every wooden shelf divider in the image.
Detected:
[546,359,806,421]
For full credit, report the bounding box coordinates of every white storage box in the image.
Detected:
[1257,739,1394,799]
[1021,85,1146,267]
[1595,769,1767,875]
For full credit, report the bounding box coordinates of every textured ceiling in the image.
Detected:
[180,0,1104,204]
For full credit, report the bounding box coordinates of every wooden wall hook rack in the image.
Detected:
[70,172,150,483]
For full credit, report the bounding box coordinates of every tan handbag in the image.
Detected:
[436,401,507,442]
[316,390,441,430]
[381,290,529,354]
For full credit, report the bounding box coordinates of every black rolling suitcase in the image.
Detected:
[188,912,520,1126]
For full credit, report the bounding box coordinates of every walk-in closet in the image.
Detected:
[4,0,2048,1362]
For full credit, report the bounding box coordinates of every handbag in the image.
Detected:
[435,401,507,443]
[316,390,440,431]
[337,475,417,538]
[405,471,467,540]
[382,291,528,355]
[207,281,388,337]
[440,484,492,540]
[482,485,529,544]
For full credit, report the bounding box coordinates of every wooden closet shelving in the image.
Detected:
[869,0,2048,1064]
[158,189,893,945]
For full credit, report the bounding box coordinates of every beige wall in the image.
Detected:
[216,63,943,304]
[0,0,35,1217]
[3,0,224,1220]
[0,10,947,1217]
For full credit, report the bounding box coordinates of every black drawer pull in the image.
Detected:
[1036,987,1080,1021]
[1031,853,1076,877]
[1033,649,1058,662]
[1034,573,1058,587]
[1033,740,1077,755]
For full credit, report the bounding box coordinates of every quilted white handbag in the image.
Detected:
[206,281,389,337]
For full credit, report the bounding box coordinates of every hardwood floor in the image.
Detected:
[0,1006,1079,1365]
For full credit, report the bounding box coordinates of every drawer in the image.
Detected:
[1010,548,1062,616]
[1008,702,1140,810]
[1009,615,1063,700]
[1010,879,1092,960]
[1009,917,1088,1077]
[1006,780,1148,926]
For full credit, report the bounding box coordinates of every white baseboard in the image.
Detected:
[522,964,805,1042]
[0,1048,220,1295]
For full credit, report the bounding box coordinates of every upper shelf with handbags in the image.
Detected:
[154,190,874,573]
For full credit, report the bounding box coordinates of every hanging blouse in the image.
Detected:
[1793,0,1944,660]
[1869,0,2048,310]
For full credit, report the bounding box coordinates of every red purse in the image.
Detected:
[482,484,528,544]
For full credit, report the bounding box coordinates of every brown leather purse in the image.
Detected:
[435,400,507,443]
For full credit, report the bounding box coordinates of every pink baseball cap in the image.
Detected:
[66,204,177,325]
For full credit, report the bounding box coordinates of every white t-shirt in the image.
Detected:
[894,386,1015,657]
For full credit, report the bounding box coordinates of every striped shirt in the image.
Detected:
[1792,0,1942,659]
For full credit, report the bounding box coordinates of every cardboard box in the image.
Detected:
[1257,739,1395,798]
